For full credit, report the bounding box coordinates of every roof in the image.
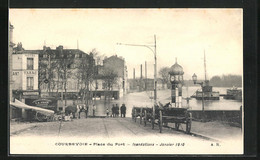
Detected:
[13,50,41,54]
[169,61,184,75]
[103,55,124,62]
[13,46,89,57]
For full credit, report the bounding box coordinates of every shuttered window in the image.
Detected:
[27,58,34,70]
[27,77,34,90]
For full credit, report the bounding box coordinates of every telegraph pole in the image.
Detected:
[117,35,157,126]
[117,35,157,104]
[154,35,157,105]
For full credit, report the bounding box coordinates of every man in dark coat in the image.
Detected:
[115,104,119,117]
[85,105,89,118]
[120,104,126,118]
[112,104,115,117]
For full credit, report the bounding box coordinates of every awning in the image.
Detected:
[10,99,54,116]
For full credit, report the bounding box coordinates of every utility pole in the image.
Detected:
[61,81,64,112]
[145,61,147,91]
[117,35,157,125]
[204,49,207,81]
[154,35,157,105]
[48,54,51,96]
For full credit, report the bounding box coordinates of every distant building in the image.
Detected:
[128,78,167,92]
[90,55,128,99]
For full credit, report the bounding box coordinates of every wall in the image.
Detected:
[12,53,39,91]
[22,53,39,90]
[189,110,242,127]
[103,56,125,78]
[12,54,23,90]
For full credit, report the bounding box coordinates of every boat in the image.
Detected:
[193,80,220,100]
[192,50,220,100]
[224,87,242,101]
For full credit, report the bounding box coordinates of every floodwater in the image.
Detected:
[92,87,243,117]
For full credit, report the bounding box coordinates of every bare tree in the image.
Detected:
[38,48,58,97]
[101,67,118,100]
[56,50,74,106]
[90,48,105,65]
[159,67,170,89]
[73,51,95,105]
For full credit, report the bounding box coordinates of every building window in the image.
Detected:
[102,83,105,89]
[96,81,98,89]
[27,77,34,90]
[27,58,34,70]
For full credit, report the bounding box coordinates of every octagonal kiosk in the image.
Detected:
[168,59,184,108]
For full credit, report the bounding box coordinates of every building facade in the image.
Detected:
[12,50,39,102]
[39,45,95,109]
[102,55,128,98]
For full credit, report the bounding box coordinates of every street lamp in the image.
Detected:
[192,73,205,112]
[117,35,157,126]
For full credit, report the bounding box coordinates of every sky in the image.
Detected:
[9,9,243,80]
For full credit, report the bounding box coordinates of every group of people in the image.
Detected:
[67,102,127,119]
[73,103,96,119]
[111,104,126,118]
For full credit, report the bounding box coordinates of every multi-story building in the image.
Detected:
[12,49,40,103]
[11,45,40,120]
[102,55,128,98]
[9,22,15,102]
[88,55,128,99]
[39,45,95,109]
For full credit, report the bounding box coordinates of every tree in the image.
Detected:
[38,47,59,97]
[101,67,118,100]
[209,74,242,87]
[210,76,222,87]
[56,49,74,107]
[90,48,105,65]
[73,50,95,105]
[159,67,171,89]
[89,49,105,103]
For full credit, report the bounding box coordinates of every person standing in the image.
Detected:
[112,104,115,117]
[115,104,119,117]
[93,104,96,117]
[85,104,89,118]
[120,104,126,118]
[76,104,81,119]
[106,107,109,117]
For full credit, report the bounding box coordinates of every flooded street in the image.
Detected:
[92,87,242,117]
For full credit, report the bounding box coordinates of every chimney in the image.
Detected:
[140,64,143,79]
[145,61,147,90]
[56,45,63,53]
[9,23,14,44]
[145,61,147,80]
[133,68,135,79]
[56,45,63,50]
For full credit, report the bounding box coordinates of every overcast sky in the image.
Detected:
[9,9,243,80]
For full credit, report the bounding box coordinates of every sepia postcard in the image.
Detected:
[9,8,243,155]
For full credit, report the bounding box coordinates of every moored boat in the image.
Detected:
[193,80,220,100]
[191,51,220,100]
[224,87,242,101]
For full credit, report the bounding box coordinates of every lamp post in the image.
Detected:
[117,35,157,123]
[192,73,205,112]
